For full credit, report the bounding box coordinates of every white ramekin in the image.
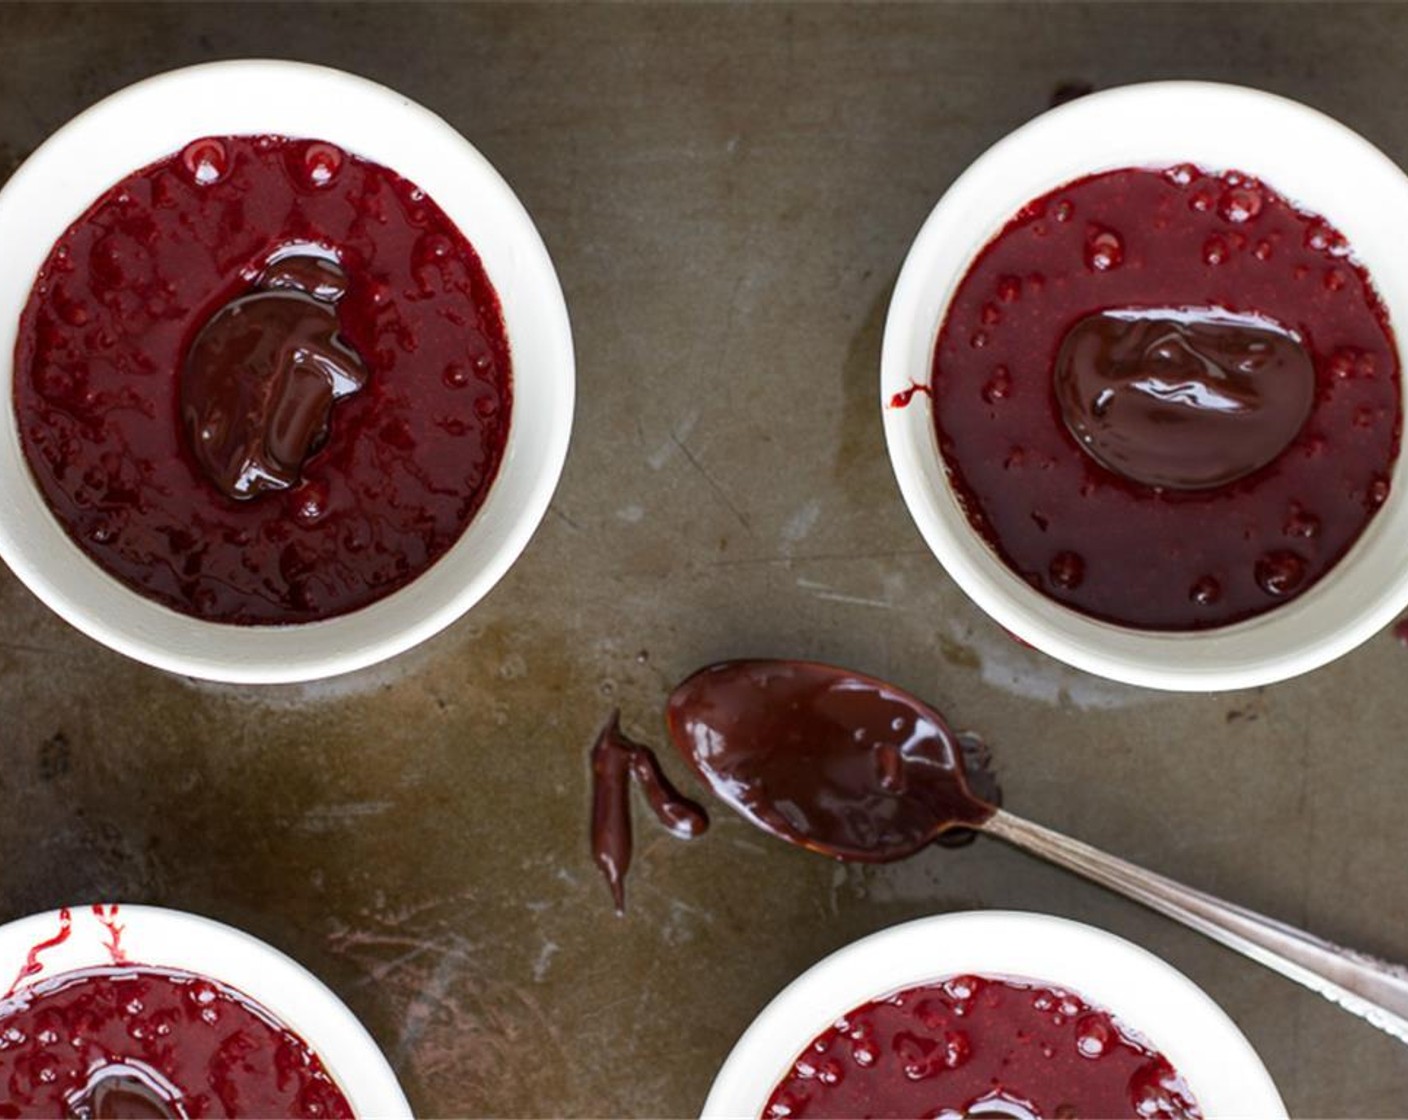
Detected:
[0,903,410,1116]
[0,60,574,683]
[882,81,1408,691]
[703,910,1285,1119]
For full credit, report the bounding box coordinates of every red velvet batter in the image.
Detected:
[0,965,351,1118]
[931,166,1400,629]
[764,974,1200,1119]
[14,135,511,624]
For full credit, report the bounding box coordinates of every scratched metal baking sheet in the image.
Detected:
[1,3,1405,1114]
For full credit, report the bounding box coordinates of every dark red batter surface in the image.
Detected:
[0,964,352,1118]
[14,135,511,624]
[931,166,1400,629]
[764,974,1200,1119]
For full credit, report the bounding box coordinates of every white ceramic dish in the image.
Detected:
[703,910,1285,1118]
[0,59,574,683]
[882,81,1408,691]
[0,903,411,1116]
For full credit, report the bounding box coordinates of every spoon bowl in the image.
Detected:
[666,659,995,862]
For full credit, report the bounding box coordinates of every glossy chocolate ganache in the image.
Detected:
[589,712,709,914]
[667,660,997,861]
[1054,307,1315,492]
[588,660,1000,909]
[182,252,368,502]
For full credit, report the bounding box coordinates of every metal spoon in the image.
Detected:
[980,808,1408,1044]
[667,658,1408,1043]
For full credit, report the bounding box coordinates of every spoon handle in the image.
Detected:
[980,808,1408,1044]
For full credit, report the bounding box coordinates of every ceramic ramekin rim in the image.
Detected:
[0,902,411,1116]
[0,58,575,683]
[881,80,1408,692]
[701,909,1286,1119]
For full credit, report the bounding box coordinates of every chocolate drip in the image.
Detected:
[666,660,997,862]
[590,711,709,913]
[181,252,368,500]
[1054,307,1314,490]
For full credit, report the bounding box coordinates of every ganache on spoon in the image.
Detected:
[665,659,997,862]
[665,659,1408,1049]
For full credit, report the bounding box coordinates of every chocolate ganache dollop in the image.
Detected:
[65,1063,182,1119]
[666,660,997,862]
[1053,306,1315,491]
[181,252,368,501]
